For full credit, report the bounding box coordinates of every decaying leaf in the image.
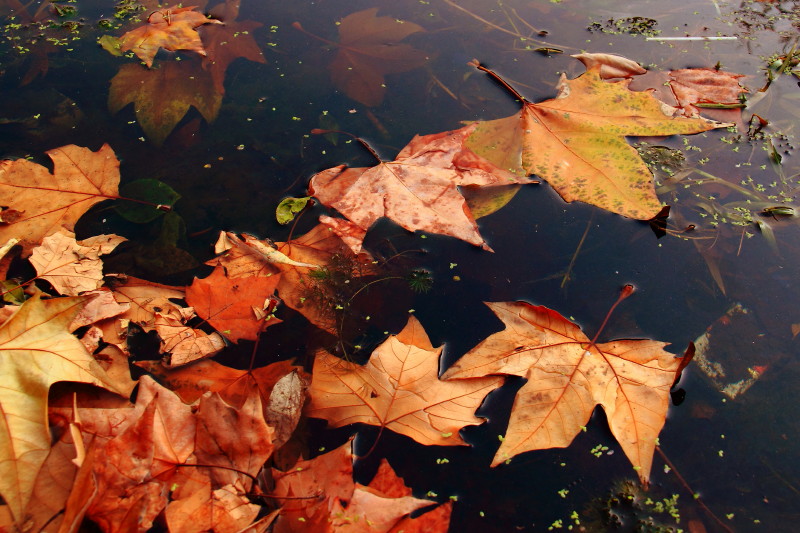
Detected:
[274,223,375,333]
[464,57,728,219]
[442,301,692,484]
[325,8,429,106]
[135,358,306,408]
[266,370,308,449]
[271,440,448,532]
[309,124,533,251]
[109,61,222,145]
[0,144,120,256]
[29,231,126,296]
[307,315,503,446]
[119,5,223,68]
[0,294,124,525]
[668,68,747,117]
[185,265,281,342]
[154,310,226,367]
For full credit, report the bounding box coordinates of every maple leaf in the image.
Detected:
[29,231,126,296]
[154,309,226,367]
[109,61,222,145]
[135,358,305,406]
[200,0,266,93]
[0,144,120,256]
[96,276,185,348]
[185,265,281,342]
[294,8,428,107]
[271,440,447,533]
[464,57,729,219]
[208,226,375,334]
[119,5,223,68]
[75,376,274,531]
[442,301,692,483]
[307,315,502,446]
[165,482,275,533]
[309,125,533,251]
[667,68,747,117]
[274,223,376,333]
[0,294,125,525]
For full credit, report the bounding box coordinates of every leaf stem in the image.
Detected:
[311,129,383,164]
[561,215,593,288]
[655,446,734,533]
[291,21,337,47]
[468,60,529,104]
[589,284,635,346]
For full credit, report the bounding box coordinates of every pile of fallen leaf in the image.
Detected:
[0,5,749,528]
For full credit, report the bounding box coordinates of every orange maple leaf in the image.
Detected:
[442,301,693,484]
[307,316,502,446]
[185,265,281,343]
[0,144,120,257]
[271,440,449,532]
[464,56,728,219]
[119,5,223,68]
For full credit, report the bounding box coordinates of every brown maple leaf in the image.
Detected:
[73,376,273,531]
[668,68,747,117]
[109,61,222,145]
[154,309,226,367]
[185,265,281,342]
[294,8,429,106]
[200,0,266,93]
[119,5,223,68]
[307,315,502,446]
[29,231,126,296]
[208,226,374,334]
[135,358,305,406]
[309,125,533,251]
[271,440,448,533]
[0,144,120,256]
[274,223,376,333]
[442,301,693,484]
[464,57,729,219]
[97,276,185,348]
[0,294,126,525]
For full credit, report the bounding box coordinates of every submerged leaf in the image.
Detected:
[109,62,221,145]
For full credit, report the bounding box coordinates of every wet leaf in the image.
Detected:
[668,68,747,117]
[271,440,448,532]
[443,301,691,484]
[309,124,533,251]
[0,144,120,256]
[307,316,503,446]
[324,8,429,106]
[109,61,222,146]
[116,179,181,223]
[29,231,126,296]
[0,294,124,525]
[119,5,223,68]
[275,196,311,225]
[465,57,727,219]
[185,265,281,342]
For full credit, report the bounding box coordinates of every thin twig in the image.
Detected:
[655,446,734,533]
[561,215,593,288]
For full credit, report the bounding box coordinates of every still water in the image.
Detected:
[1,0,798,530]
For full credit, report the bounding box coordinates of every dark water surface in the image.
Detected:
[3,0,799,530]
